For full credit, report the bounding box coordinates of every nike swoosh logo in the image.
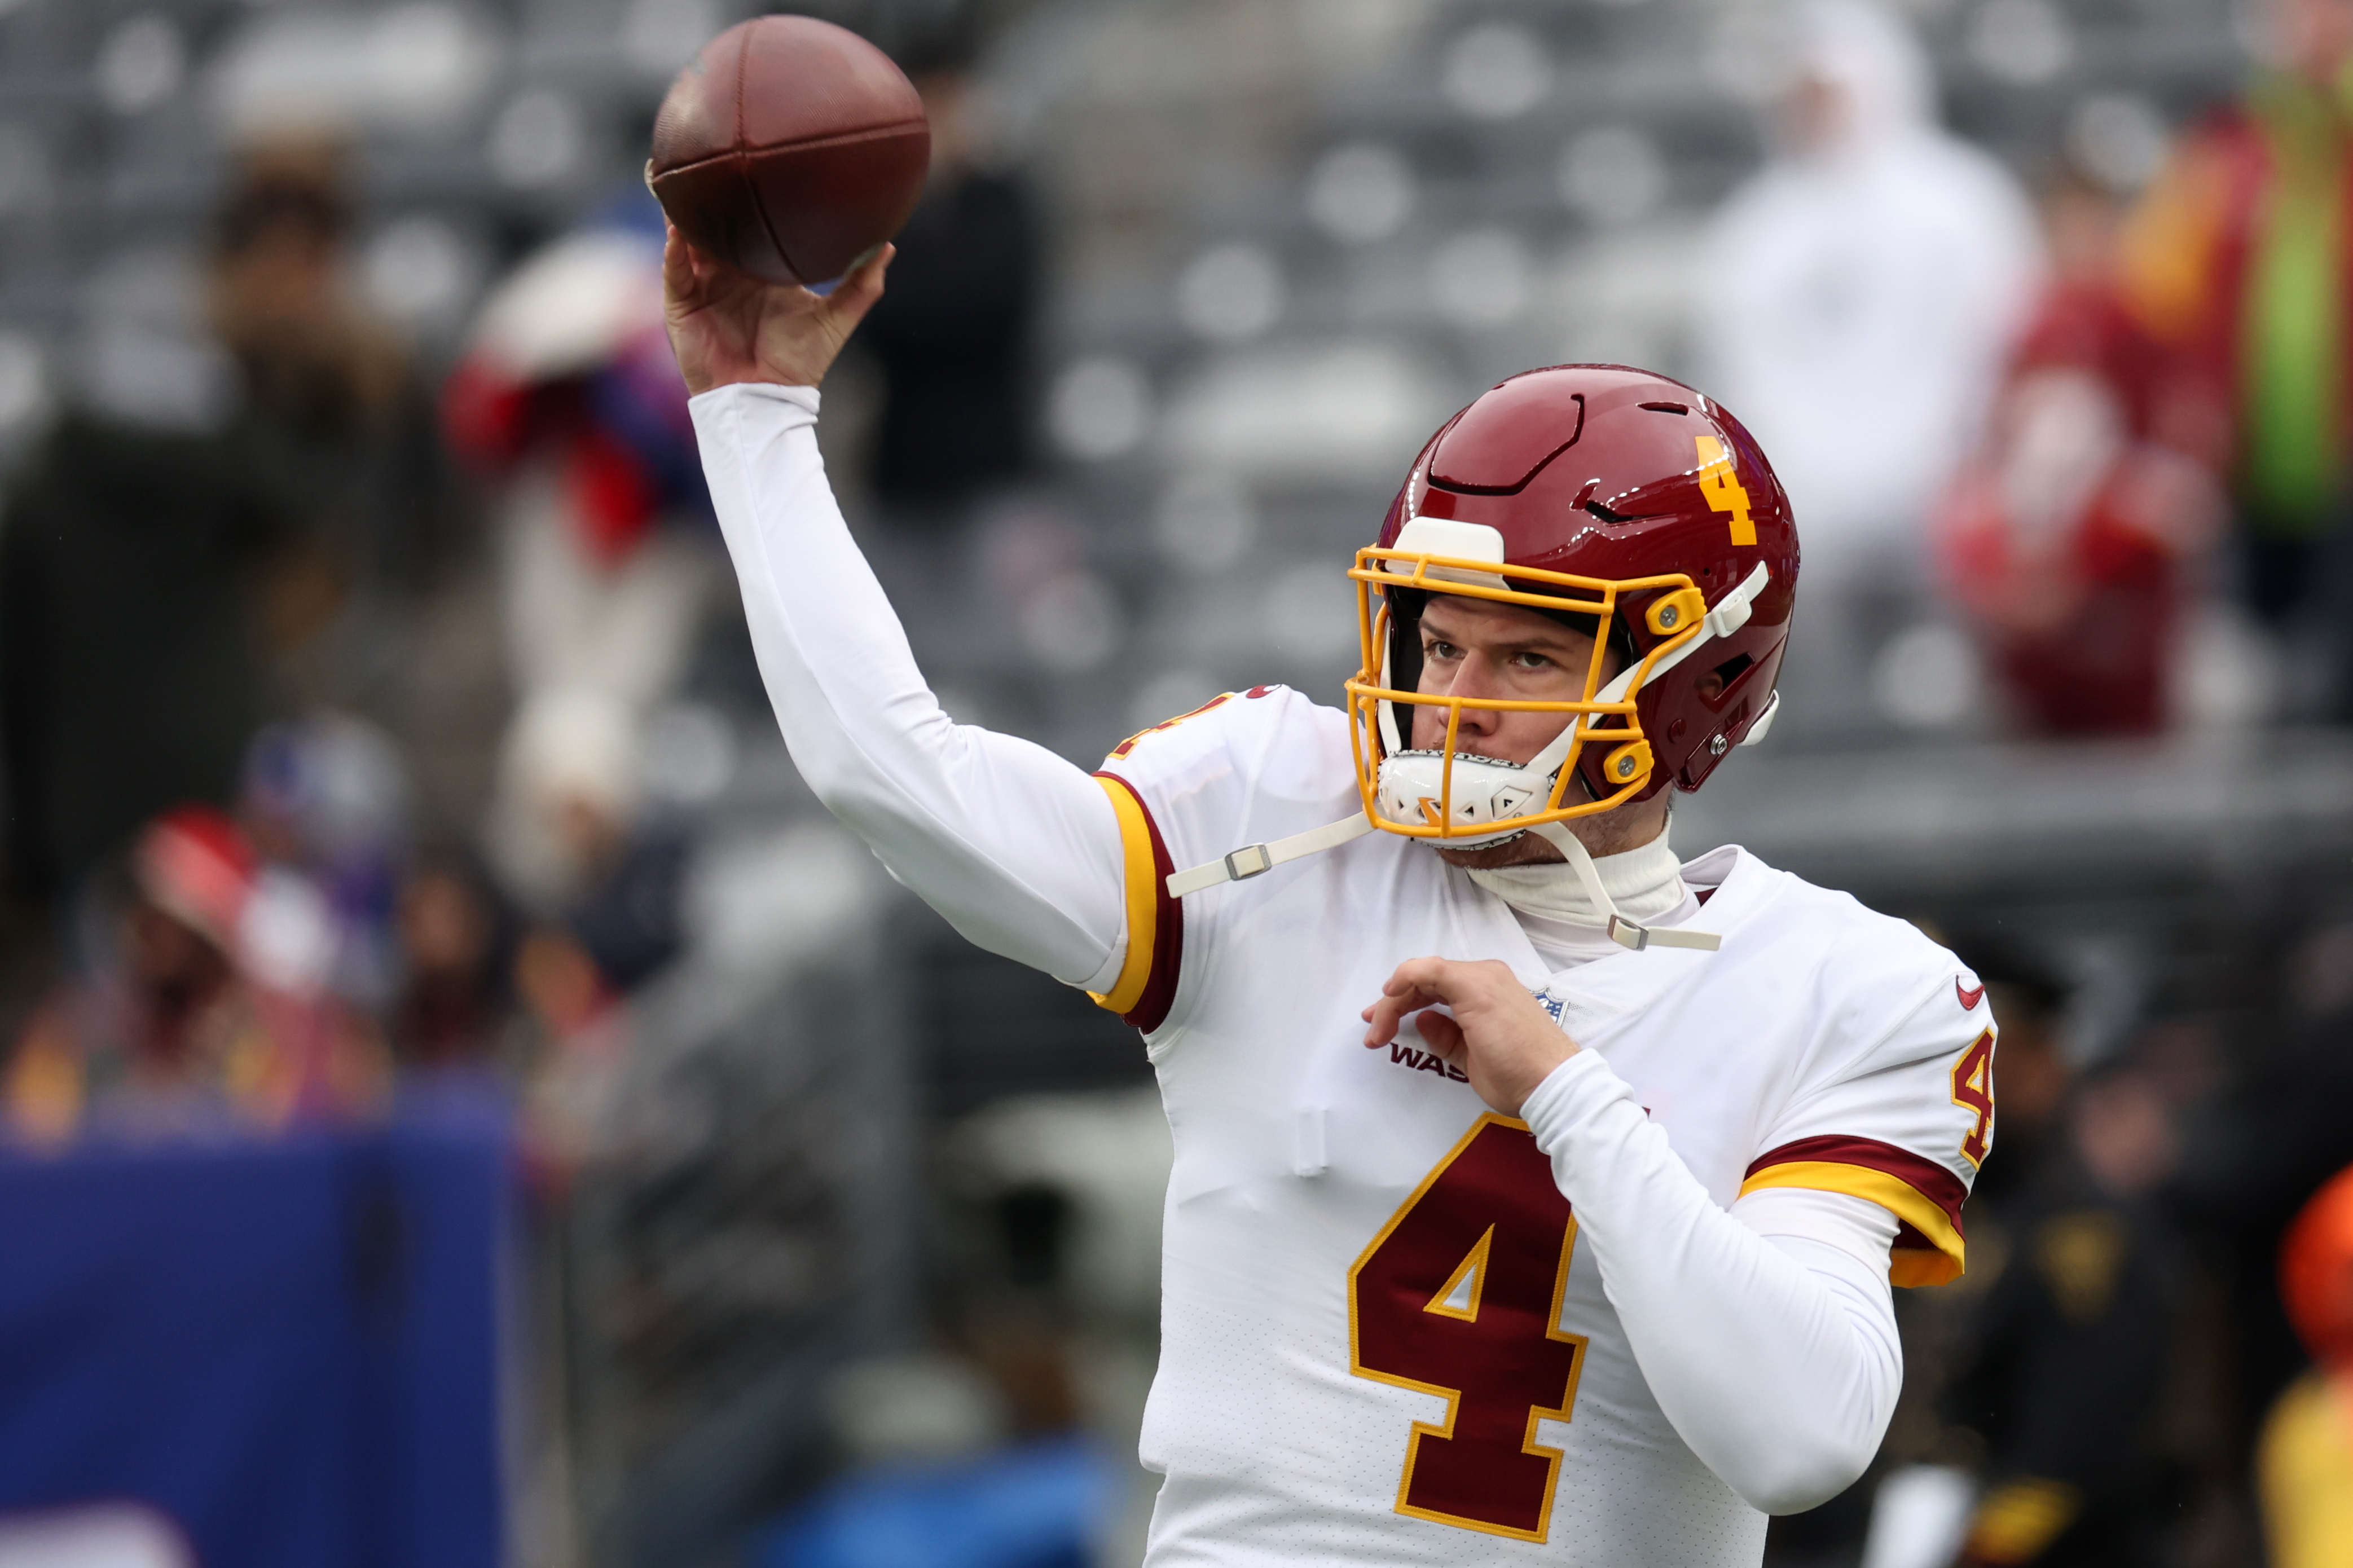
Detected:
[1956,979,1986,1011]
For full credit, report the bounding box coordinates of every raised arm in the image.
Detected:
[668,231,1129,990]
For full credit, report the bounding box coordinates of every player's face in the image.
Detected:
[1411,595,1612,765]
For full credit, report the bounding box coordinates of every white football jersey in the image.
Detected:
[1087,685,1991,1567]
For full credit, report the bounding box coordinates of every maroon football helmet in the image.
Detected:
[1345,364,1800,844]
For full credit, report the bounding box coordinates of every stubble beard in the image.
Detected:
[1427,792,1672,870]
[1431,833,1566,871]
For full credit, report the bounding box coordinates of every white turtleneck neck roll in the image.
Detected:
[1467,830,1698,971]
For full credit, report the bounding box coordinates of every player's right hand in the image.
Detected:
[662,226,891,397]
[1362,957,1580,1117]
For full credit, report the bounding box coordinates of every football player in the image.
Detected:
[664,233,1996,1566]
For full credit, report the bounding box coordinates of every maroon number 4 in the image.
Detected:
[1349,1113,1587,1541]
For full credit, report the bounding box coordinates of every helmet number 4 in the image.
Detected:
[1696,437,1756,547]
[1349,1115,1587,1542]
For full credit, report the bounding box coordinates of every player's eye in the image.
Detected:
[1423,638,1462,661]
[1508,651,1554,670]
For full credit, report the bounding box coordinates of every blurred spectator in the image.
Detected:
[1700,0,2042,738]
[491,688,687,1182]
[389,843,515,1076]
[208,136,461,716]
[240,710,411,1009]
[489,688,688,979]
[0,135,456,918]
[441,206,716,845]
[1938,178,2226,735]
[0,411,291,910]
[1932,988,2186,1566]
[511,918,628,1189]
[856,40,1042,513]
[2174,920,2353,1474]
[2,807,382,1144]
[2262,1162,2353,1565]
[2119,0,2353,719]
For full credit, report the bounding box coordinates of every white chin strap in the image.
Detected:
[1162,562,1773,939]
[1164,811,1375,898]
[1530,822,1720,952]
[1163,814,1718,951]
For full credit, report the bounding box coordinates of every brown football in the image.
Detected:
[648,16,930,286]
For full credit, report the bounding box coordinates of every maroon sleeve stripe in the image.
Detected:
[1746,1134,1969,1233]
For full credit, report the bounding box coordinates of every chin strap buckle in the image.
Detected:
[1223,844,1274,881]
[1608,913,1723,953]
[1167,811,1375,898]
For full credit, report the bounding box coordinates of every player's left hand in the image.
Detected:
[1362,958,1578,1117]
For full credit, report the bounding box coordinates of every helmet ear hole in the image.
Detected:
[1704,652,1757,707]
[1688,653,1749,705]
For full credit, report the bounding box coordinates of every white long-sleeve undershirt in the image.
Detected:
[1524,1054,1903,1513]
[690,380,1130,992]
[690,378,1903,1513]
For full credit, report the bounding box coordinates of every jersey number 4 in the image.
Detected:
[1951,1027,1995,1167]
[1349,1113,1587,1542]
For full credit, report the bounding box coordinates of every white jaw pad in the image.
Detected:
[1376,750,1564,845]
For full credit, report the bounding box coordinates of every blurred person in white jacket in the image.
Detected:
[442,214,719,907]
[1700,0,2043,738]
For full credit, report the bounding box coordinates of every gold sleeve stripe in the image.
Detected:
[1086,774,1157,1017]
[1740,1160,1967,1279]
[1965,1477,2082,1563]
[1888,1248,1960,1289]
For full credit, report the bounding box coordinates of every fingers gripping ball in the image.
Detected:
[2282,1164,2353,1369]
[648,16,930,286]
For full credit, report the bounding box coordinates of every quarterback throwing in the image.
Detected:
[666,234,1994,1566]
